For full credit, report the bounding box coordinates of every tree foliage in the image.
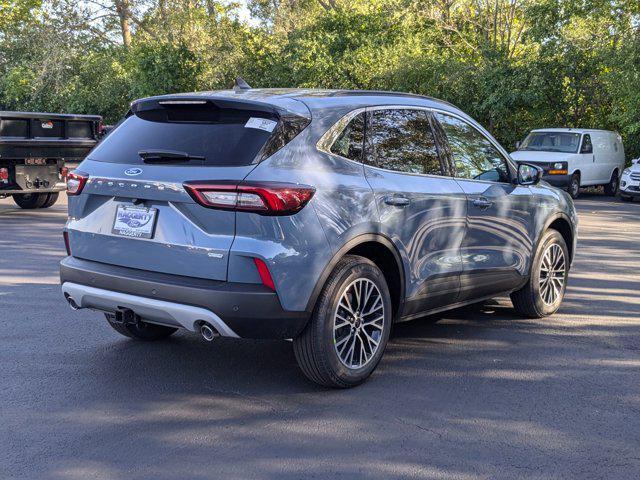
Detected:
[1,0,638,159]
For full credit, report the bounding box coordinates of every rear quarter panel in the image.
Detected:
[230,126,379,312]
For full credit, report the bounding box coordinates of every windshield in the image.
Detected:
[519,132,581,153]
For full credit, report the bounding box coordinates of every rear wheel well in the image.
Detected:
[346,241,403,319]
[548,218,573,261]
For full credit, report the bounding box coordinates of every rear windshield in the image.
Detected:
[88,106,277,166]
[519,132,580,153]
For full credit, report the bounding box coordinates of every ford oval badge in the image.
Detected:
[124,168,143,176]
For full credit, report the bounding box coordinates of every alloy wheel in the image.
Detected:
[333,278,385,369]
[539,243,566,306]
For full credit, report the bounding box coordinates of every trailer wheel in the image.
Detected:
[12,193,49,209]
[41,193,59,208]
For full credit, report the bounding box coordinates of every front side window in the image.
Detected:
[435,113,510,183]
[580,134,593,154]
[330,112,365,161]
[365,109,442,176]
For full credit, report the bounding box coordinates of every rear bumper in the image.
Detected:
[60,256,309,339]
[0,182,66,195]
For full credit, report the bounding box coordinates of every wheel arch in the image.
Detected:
[304,234,406,321]
[538,213,575,268]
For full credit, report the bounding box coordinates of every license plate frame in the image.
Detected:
[112,205,158,239]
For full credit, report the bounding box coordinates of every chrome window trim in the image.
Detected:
[316,107,367,160]
[316,104,516,181]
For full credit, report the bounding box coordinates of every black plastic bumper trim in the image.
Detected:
[60,256,309,339]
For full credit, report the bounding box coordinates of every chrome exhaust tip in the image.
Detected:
[65,294,80,311]
[200,323,219,342]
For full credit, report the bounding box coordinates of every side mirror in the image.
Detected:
[632,158,639,165]
[518,163,543,185]
[515,140,521,149]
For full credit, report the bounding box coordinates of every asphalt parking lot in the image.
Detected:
[1,192,639,480]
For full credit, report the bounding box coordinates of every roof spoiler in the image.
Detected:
[130,94,310,122]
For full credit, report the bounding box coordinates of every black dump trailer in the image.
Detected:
[0,111,102,209]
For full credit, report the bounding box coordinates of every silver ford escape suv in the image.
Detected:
[60,87,578,388]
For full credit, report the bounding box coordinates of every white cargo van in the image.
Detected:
[511,128,625,198]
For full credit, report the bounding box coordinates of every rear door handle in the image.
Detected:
[472,197,493,209]
[384,196,410,207]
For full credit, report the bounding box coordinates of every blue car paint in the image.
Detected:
[62,88,577,338]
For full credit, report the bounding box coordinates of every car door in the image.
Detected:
[591,132,614,182]
[432,111,538,302]
[578,133,597,184]
[362,107,467,318]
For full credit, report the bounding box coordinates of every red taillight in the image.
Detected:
[66,171,88,196]
[253,257,275,291]
[98,121,105,136]
[63,231,71,255]
[183,181,315,215]
[0,168,8,183]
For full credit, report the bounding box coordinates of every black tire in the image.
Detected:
[293,255,392,388]
[105,313,177,341]
[12,192,49,209]
[567,173,580,199]
[620,195,633,202]
[511,229,569,318]
[41,192,59,208]
[604,170,619,196]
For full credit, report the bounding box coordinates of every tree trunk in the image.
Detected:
[114,0,132,48]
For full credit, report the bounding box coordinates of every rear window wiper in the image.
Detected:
[138,149,205,164]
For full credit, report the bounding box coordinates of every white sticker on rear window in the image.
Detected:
[245,117,277,133]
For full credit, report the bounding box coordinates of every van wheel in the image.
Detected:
[12,193,49,209]
[41,193,59,208]
[603,171,618,196]
[105,313,177,340]
[293,255,392,388]
[568,174,580,199]
[511,229,569,318]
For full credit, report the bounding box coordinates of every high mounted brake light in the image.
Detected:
[183,181,315,216]
[66,172,88,196]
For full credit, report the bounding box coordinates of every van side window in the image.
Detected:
[365,109,442,175]
[434,112,510,183]
[580,134,593,154]
[330,113,365,161]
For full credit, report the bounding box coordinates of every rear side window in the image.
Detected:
[365,109,442,176]
[330,113,365,161]
[435,112,510,183]
[89,104,286,166]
